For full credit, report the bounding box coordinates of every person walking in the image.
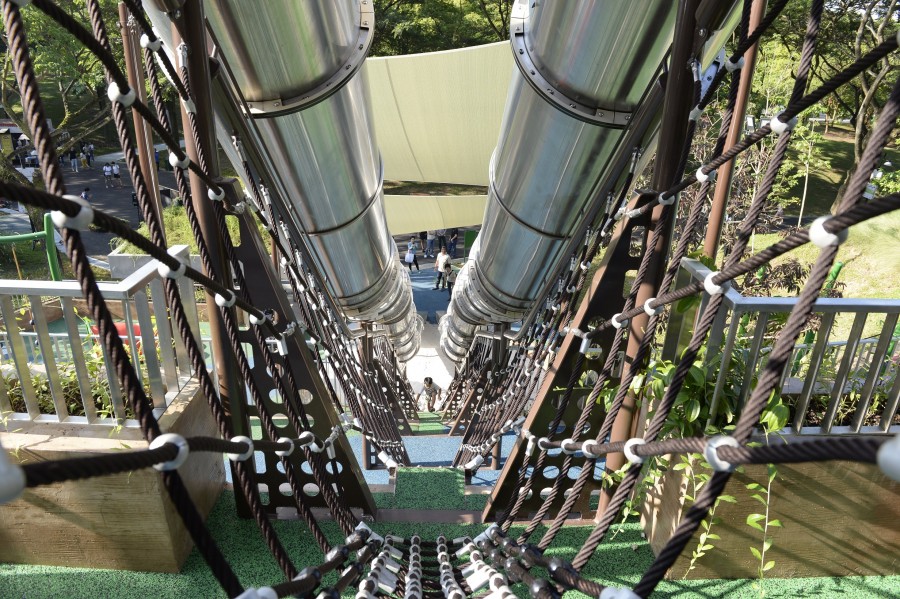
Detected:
[436,229,447,253]
[445,262,457,297]
[404,236,420,271]
[425,230,436,258]
[112,162,123,187]
[433,247,450,290]
[69,148,78,172]
[448,228,459,257]
[416,377,442,412]
[87,143,95,166]
[418,231,427,255]
[102,163,113,188]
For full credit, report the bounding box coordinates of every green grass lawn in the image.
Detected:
[785,127,900,216]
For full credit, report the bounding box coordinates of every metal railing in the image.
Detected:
[664,259,900,436]
[0,246,209,428]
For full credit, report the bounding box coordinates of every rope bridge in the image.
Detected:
[0,1,898,598]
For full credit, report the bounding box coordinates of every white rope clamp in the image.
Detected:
[658,193,675,206]
[168,151,190,170]
[227,436,254,462]
[704,435,740,472]
[769,112,797,135]
[560,438,579,455]
[249,310,271,326]
[107,81,136,107]
[696,165,717,184]
[623,438,647,465]
[51,195,94,231]
[724,55,745,72]
[157,249,188,279]
[703,271,730,296]
[139,33,163,52]
[236,587,278,599]
[274,437,295,457]
[599,587,640,599]
[149,433,190,471]
[582,439,602,459]
[214,290,237,308]
[876,433,900,482]
[688,105,703,122]
[625,208,643,219]
[207,186,225,202]
[643,297,663,316]
[808,216,848,248]
[610,313,629,330]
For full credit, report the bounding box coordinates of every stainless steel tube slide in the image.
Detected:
[442,0,676,361]
[201,0,419,358]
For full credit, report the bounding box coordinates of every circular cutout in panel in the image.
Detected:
[326,461,344,475]
[539,487,553,500]
[269,389,283,404]
[273,414,289,430]
[299,389,314,405]
[303,483,320,497]
[563,489,573,499]
[543,466,560,479]
[580,370,599,387]
[278,482,292,496]
[300,461,313,475]
[547,448,562,457]
[568,466,582,480]
[548,422,566,435]
[304,416,315,429]
[276,461,285,474]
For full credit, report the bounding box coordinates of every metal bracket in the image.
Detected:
[245,0,374,117]
[510,1,631,128]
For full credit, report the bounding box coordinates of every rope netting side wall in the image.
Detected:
[0,1,899,599]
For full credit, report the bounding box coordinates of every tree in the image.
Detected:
[0,0,121,183]
[371,0,510,56]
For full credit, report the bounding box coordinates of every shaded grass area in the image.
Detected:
[0,236,110,281]
[1,490,897,598]
[785,131,900,216]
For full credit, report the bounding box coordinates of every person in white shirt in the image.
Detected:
[416,377,442,412]
[102,163,113,188]
[404,236,420,271]
[112,162,123,187]
[433,247,451,290]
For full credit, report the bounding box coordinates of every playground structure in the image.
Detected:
[0,1,899,598]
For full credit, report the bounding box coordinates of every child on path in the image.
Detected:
[416,377,442,412]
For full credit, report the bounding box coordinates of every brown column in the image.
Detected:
[597,0,701,518]
[118,2,163,234]
[702,0,767,261]
[169,0,243,424]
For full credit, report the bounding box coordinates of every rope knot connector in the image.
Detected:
[107,81,136,107]
[139,33,163,52]
[724,55,745,72]
[214,291,237,308]
[688,105,703,122]
[809,216,848,248]
[658,193,675,206]
[696,166,717,184]
[157,249,188,279]
[770,112,797,135]
[643,298,663,316]
[610,313,629,330]
[149,433,190,471]
[207,186,225,202]
[249,309,273,326]
[599,587,641,599]
[168,151,190,170]
[703,271,730,296]
[274,437,295,457]
[560,438,579,455]
[623,438,647,465]
[52,195,94,231]
[226,436,254,462]
[704,435,740,472]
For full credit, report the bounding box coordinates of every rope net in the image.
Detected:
[0,1,898,598]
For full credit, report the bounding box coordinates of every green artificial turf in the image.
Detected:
[410,411,450,433]
[394,467,466,510]
[2,489,898,598]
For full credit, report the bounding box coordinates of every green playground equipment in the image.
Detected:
[0,212,62,281]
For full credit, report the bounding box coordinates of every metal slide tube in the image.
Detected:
[442,0,677,360]
[199,0,419,358]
